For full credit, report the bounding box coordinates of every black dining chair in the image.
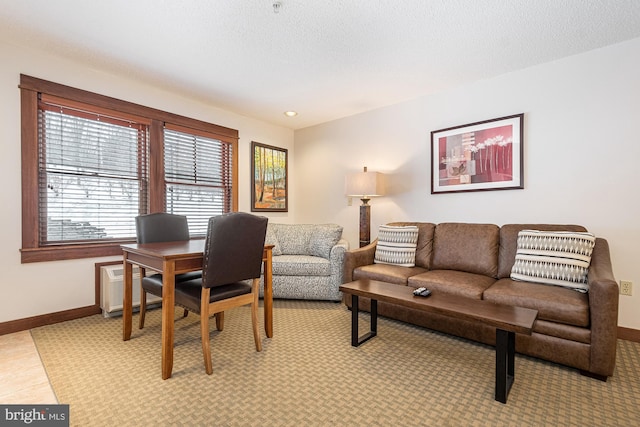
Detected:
[135,212,202,329]
[147,212,268,374]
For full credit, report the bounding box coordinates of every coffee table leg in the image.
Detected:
[351,295,359,346]
[350,294,377,347]
[371,298,377,336]
[495,328,515,403]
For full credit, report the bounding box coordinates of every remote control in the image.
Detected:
[413,287,431,297]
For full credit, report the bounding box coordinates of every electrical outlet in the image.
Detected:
[620,280,633,296]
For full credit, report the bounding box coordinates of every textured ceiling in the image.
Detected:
[1,0,640,129]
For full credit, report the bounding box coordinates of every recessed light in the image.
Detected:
[284,111,298,117]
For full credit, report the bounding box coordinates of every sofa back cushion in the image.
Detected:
[387,222,435,269]
[498,224,588,278]
[270,223,343,258]
[272,224,315,255]
[308,224,343,258]
[265,224,283,256]
[431,223,500,277]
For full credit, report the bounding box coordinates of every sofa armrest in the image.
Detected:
[331,238,349,254]
[342,240,377,283]
[587,237,619,377]
[329,239,349,280]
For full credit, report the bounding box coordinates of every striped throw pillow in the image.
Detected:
[510,230,596,292]
[374,225,419,267]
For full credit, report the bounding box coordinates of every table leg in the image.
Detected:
[263,248,273,338]
[122,257,133,341]
[161,261,176,380]
[495,328,515,403]
[350,295,377,347]
[351,295,359,346]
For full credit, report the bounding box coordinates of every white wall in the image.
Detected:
[2,36,638,331]
[0,40,295,323]
[294,37,640,330]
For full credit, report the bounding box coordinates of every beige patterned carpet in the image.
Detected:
[31,300,640,426]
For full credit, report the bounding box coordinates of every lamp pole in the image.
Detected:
[359,197,371,247]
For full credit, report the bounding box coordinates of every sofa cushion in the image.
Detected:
[273,224,315,255]
[374,225,419,267]
[510,230,595,292]
[484,278,590,327]
[265,224,283,256]
[431,223,500,277]
[408,270,496,300]
[354,264,428,285]
[533,319,591,344]
[388,222,435,269]
[271,255,331,276]
[498,224,587,278]
[308,224,343,259]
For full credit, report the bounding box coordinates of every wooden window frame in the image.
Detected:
[19,75,239,263]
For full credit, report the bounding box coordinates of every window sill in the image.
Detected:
[20,242,134,263]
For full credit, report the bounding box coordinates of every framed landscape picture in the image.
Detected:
[251,141,288,212]
[431,114,524,194]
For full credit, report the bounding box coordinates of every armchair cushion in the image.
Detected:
[309,224,343,258]
[265,225,283,256]
[276,224,315,255]
[272,255,332,276]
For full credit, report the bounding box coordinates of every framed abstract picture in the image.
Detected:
[431,114,524,194]
[251,141,288,212]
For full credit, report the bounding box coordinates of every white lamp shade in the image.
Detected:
[345,170,385,198]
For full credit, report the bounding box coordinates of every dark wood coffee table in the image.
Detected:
[339,279,538,404]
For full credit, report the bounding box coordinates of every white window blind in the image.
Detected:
[164,127,233,235]
[38,102,148,244]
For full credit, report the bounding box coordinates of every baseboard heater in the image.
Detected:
[100,264,161,318]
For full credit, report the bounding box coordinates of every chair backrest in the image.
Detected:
[202,212,268,288]
[135,213,190,243]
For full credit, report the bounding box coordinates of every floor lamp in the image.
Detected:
[345,167,385,247]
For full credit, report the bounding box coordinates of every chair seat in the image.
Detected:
[141,271,202,294]
[141,272,203,315]
[142,276,252,314]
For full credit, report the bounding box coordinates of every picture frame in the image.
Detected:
[431,113,524,194]
[251,141,288,212]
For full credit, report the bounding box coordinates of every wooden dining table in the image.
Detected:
[121,239,274,379]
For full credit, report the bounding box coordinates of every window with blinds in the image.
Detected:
[38,101,148,244]
[164,126,233,235]
[20,75,238,262]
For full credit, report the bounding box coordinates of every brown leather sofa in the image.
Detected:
[343,222,619,380]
